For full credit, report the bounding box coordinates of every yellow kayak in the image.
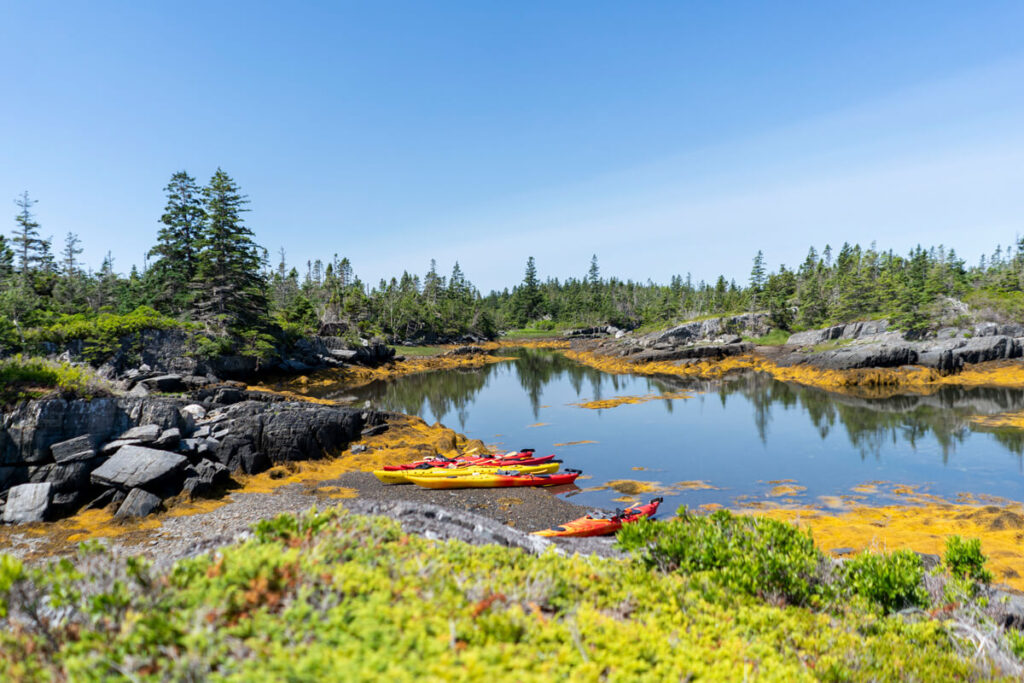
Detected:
[406,469,581,490]
[373,462,560,485]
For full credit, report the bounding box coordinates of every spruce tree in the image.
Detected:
[149,171,205,313]
[11,191,43,279]
[513,256,543,325]
[0,234,14,280]
[749,250,766,310]
[192,169,268,330]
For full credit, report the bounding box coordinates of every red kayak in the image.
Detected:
[533,498,663,537]
[381,449,552,471]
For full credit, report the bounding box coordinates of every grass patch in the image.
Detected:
[0,355,110,406]
[392,345,443,357]
[0,507,1018,679]
[808,338,854,353]
[745,328,791,345]
[502,328,564,339]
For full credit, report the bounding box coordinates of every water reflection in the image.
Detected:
[333,349,665,429]
[317,348,1024,461]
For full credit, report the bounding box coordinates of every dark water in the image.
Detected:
[320,349,1024,511]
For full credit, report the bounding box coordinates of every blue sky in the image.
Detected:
[2,2,1024,291]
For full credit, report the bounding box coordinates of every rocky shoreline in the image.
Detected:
[0,391,381,525]
[573,314,1024,375]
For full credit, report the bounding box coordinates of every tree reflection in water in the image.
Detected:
[320,348,1024,461]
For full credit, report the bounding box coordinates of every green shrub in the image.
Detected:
[944,535,993,584]
[0,508,989,680]
[842,549,929,614]
[0,355,108,405]
[29,306,184,364]
[616,507,825,605]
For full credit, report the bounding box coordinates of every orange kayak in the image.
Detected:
[533,498,663,537]
[406,468,582,490]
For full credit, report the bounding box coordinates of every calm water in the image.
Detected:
[317,349,1024,511]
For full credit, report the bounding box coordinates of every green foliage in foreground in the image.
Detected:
[0,508,1016,681]
[946,535,994,585]
[619,508,938,616]
[0,355,107,406]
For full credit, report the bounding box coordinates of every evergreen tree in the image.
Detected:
[587,254,600,288]
[192,169,269,329]
[60,232,83,277]
[150,171,205,313]
[512,256,543,325]
[749,250,766,310]
[11,191,43,279]
[0,234,13,279]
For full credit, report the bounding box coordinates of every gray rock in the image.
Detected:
[213,388,245,406]
[346,499,553,554]
[988,589,1024,629]
[118,424,161,443]
[50,490,86,515]
[361,423,389,437]
[45,460,100,492]
[127,383,150,398]
[100,438,143,456]
[193,425,212,439]
[3,483,52,524]
[208,401,369,474]
[178,438,201,455]
[181,404,207,421]
[50,434,99,463]
[140,374,186,393]
[85,488,119,510]
[115,488,162,518]
[191,458,231,486]
[154,428,181,449]
[90,445,188,493]
[182,477,210,499]
[351,444,368,454]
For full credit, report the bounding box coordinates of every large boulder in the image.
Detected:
[0,397,186,467]
[203,402,371,474]
[90,445,188,494]
[3,483,52,524]
[139,375,187,393]
[114,488,162,518]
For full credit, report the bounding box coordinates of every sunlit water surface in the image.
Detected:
[311,349,1024,511]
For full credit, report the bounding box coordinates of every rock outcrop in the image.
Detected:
[1,394,380,524]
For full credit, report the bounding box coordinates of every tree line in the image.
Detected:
[3,172,1024,351]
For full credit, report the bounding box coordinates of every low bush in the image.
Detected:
[841,549,929,614]
[0,355,109,406]
[0,508,1000,680]
[28,306,184,363]
[944,535,993,584]
[616,507,825,606]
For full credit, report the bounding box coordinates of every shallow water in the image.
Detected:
[317,349,1024,511]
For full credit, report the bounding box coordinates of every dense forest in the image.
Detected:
[2,171,1024,355]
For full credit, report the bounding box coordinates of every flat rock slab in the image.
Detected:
[91,445,187,491]
[50,435,98,463]
[118,424,161,443]
[3,483,52,524]
[115,488,162,518]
